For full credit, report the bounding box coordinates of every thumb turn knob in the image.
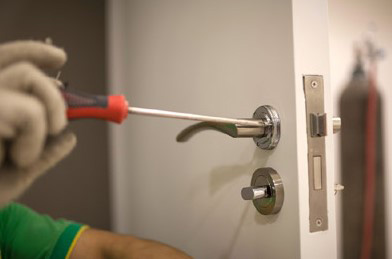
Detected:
[241,186,269,200]
[242,168,284,215]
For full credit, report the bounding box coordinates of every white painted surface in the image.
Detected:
[108,1,336,258]
[328,1,392,258]
[107,0,129,231]
[292,1,337,258]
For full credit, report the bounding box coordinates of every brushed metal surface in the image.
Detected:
[304,75,328,232]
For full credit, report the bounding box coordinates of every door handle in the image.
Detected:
[176,122,264,140]
[176,105,280,150]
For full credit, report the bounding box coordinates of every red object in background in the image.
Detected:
[340,49,385,259]
[361,60,378,259]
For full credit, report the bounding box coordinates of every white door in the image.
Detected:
[108,0,337,258]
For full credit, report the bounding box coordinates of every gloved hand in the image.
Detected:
[0,40,76,207]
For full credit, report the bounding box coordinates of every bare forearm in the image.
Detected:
[107,237,191,259]
[71,229,191,259]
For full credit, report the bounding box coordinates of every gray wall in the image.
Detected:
[0,0,111,229]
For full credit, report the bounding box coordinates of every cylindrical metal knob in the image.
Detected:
[242,168,284,215]
[333,117,341,134]
[241,186,268,200]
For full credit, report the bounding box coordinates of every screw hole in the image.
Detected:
[316,218,322,227]
[311,81,318,88]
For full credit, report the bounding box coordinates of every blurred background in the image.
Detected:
[0,0,111,229]
[1,0,391,258]
[329,0,392,258]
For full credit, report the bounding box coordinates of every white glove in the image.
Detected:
[0,40,76,207]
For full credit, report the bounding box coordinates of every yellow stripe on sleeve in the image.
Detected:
[65,225,90,259]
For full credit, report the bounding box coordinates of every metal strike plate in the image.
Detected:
[242,167,284,215]
[304,75,328,232]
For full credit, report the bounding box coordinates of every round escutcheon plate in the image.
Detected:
[252,105,280,150]
[251,167,284,215]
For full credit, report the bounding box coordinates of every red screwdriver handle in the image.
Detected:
[61,88,129,123]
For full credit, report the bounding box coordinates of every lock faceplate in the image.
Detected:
[304,75,328,232]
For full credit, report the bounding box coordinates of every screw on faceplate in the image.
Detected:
[316,218,323,227]
[311,80,318,88]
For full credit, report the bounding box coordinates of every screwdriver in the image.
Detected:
[61,87,263,127]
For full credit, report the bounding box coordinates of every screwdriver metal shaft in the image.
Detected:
[128,107,263,127]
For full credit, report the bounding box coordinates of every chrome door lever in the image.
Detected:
[176,122,264,141]
[176,105,280,150]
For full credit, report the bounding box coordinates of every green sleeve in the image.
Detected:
[0,203,88,259]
